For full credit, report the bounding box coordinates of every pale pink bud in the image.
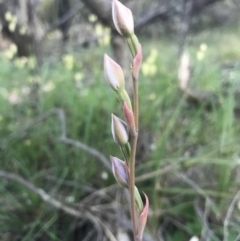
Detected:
[110,156,129,186]
[112,0,134,37]
[111,114,129,145]
[137,193,149,240]
[123,102,135,135]
[104,54,125,91]
[178,52,190,91]
[133,44,142,80]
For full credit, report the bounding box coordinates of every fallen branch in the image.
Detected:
[3,108,111,170]
[0,170,81,217]
[81,0,223,33]
[0,170,118,240]
[0,169,156,241]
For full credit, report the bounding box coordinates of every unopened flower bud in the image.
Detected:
[111,156,129,186]
[112,0,134,37]
[104,54,125,91]
[133,44,142,80]
[111,114,129,145]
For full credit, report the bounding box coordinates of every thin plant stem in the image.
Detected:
[129,76,139,240]
[129,134,138,240]
[133,77,139,131]
[126,35,138,58]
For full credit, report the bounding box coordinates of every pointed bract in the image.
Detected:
[137,193,149,240]
[104,54,125,91]
[111,114,129,145]
[111,156,129,186]
[112,0,134,37]
[133,44,142,80]
[123,102,135,135]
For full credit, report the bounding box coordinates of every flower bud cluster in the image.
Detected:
[102,1,149,240]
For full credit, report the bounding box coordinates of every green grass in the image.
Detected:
[1,25,240,240]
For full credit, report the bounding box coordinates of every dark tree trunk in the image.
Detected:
[0,1,45,58]
[57,0,72,42]
[0,2,33,56]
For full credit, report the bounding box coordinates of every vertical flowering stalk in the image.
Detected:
[103,1,149,241]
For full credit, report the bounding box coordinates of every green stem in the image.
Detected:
[129,132,138,240]
[126,34,139,57]
[133,77,139,130]
[120,143,131,164]
[118,89,132,110]
[129,72,139,241]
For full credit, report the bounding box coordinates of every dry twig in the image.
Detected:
[175,173,218,210]
[0,170,118,241]
[223,189,240,241]
[194,198,220,241]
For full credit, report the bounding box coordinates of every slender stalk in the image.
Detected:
[129,76,139,240]
[126,35,138,57]
[129,132,138,240]
[133,77,139,130]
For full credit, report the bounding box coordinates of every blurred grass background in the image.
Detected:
[0,20,240,241]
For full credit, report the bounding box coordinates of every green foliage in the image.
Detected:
[1,25,240,240]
